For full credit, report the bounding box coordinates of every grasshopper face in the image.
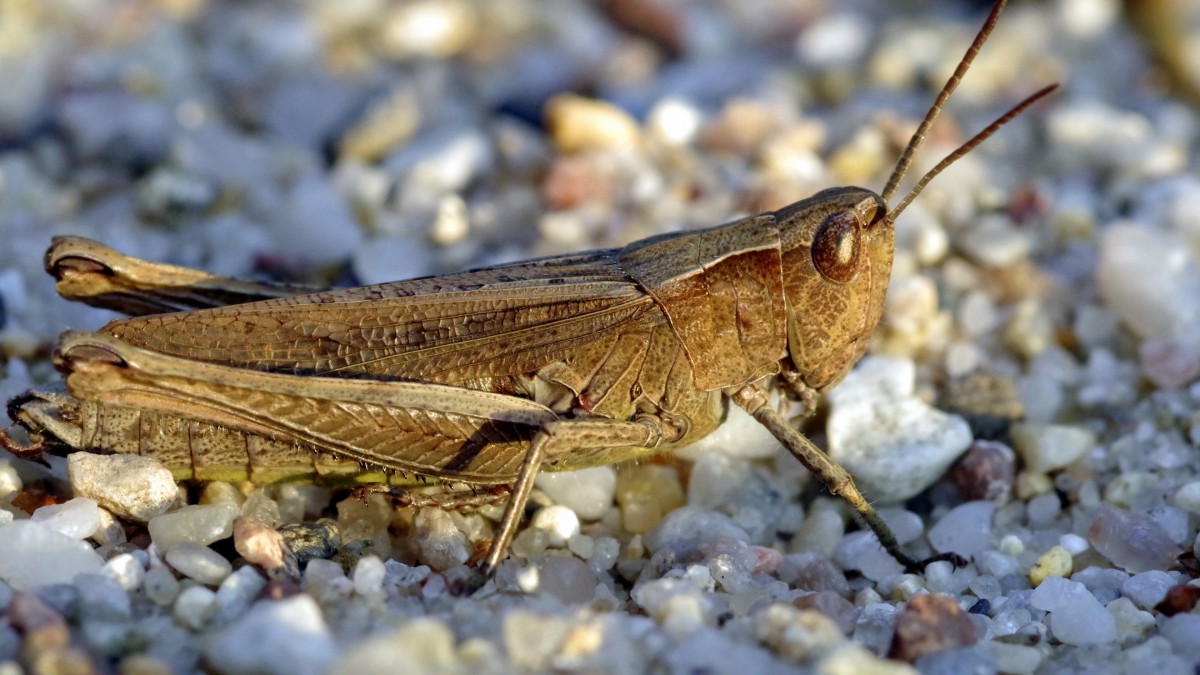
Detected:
[773,186,892,392]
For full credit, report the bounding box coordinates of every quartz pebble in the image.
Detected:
[30,498,100,539]
[536,467,616,520]
[0,521,104,591]
[1029,575,1117,645]
[928,501,995,557]
[165,542,234,586]
[827,357,973,502]
[1010,423,1096,474]
[148,503,241,554]
[1087,507,1181,573]
[68,453,177,523]
[206,596,339,675]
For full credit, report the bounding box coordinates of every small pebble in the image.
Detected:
[30,498,100,539]
[1029,546,1073,586]
[827,357,972,502]
[236,516,300,581]
[545,94,640,153]
[412,508,469,571]
[928,502,995,557]
[889,594,980,662]
[1087,506,1181,573]
[68,454,177,523]
[165,542,233,586]
[529,505,581,548]
[173,585,218,630]
[148,502,240,553]
[1010,423,1096,474]
[1029,575,1117,645]
[205,596,338,675]
[0,521,104,591]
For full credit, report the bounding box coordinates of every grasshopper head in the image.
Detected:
[773,187,891,392]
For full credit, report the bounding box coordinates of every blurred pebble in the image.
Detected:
[889,594,979,662]
[545,94,641,153]
[377,0,477,59]
[1029,546,1072,586]
[928,501,995,557]
[1139,340,1200,389]
[827,357,972,502]
[214,566,268,625]
[277,520,340,565]
[1029,575,1116,645]
[529,505,581,548]
[205,596,338,675]
[338,86,421,162]
[30,498,100,539]
[1087,507,1181,573]
[793,590,856,635]
[148,502,241,554]
[940,374,1024,440]
[0,521,104,591]
[948,441,1015,503]
[1097,224,1200,342]
[165,542,233,586]
[1010,423,1095,474]
[536,466,616,520]
[174,585,218,630]
[615,465,685,534]
[330,619,459,674]
[412,508,469,571]
[68,453,177,523]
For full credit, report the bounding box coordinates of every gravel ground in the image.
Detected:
[1,0,1199,673]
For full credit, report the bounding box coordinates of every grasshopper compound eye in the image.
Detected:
[811,211,862,284]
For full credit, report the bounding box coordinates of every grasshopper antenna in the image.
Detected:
[886,83,1058,225]
[880,0,1008,204]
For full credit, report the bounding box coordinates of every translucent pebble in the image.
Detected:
[529,505,581,548]
[1087,506,1181,573]
[1058,533,1089,555]
[616,465,685,534]
[30,498,100,540]
[213,566,268,625]
[928,502,995,556]
[1160,613,1200,662]
[0,460,21,501]
[642,507,748,557]
[1071,567,1129,605]
[1172,481,1200,514]
[791,504,845,557]
[1029,576,1116,645]
[536,466,616,520]
[333,619,459,674]
[1010,423,1096,474]
[0,521,104,591]
[834,531,902,582]
[240,490,283,529]
[1107,597,1156,641]
[173,585,218,630]
[205,596,338,675]
[352,555,386,597]
[1139,340,1200,389]
[412,508,468,571]
[148,502,240,553]
[1096,224,1200,343]
[165,542,233,586]
[101,553,145,592]
[969,575,1002,601]
[537,555,595,605]
[74,573,131,621]
[1120,570,1177,609]
[143,565,180,606]
[92,509,126,547]
[987,641,1043,675]
[68,453,177,523]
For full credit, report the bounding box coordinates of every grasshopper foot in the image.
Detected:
[901,551,969,574]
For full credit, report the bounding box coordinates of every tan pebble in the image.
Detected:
[545,94,641,153]
[1029,545,1073,586]
[889,594,980,662]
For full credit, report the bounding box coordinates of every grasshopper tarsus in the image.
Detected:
[0,426,44,461]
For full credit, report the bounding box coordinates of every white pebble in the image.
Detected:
[536,466,616,520]
[412,508,469,571]
[148,502,240,553]
[676,402,783,461]
[827,356,972,502]
[333,619,460,674]
[1174,481,1200,514]
[69,453,177,523]
[1029,575,1116,645]
[1011,423,1096,474]
[31,498,100,539]
[928,501,995,557]
[352,555,387,597]
[165,542,233,586]
[206,596,338,675]
[214,566,268,625]
[143,564,180,606]
[0,521,104,591]
[100,553,145,592]
[1058,533,1090,555]
[530,505,581,548]
[1096,223,1200,342]
[1120,570,1177,609]
[174,585,218,630]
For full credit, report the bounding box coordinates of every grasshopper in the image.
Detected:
[3,0,1052,575]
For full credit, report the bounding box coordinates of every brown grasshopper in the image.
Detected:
[3,0,1052,575]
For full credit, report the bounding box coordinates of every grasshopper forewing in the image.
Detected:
[4,0,1055,575]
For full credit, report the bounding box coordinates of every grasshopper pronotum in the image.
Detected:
[4,0,1052,576]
